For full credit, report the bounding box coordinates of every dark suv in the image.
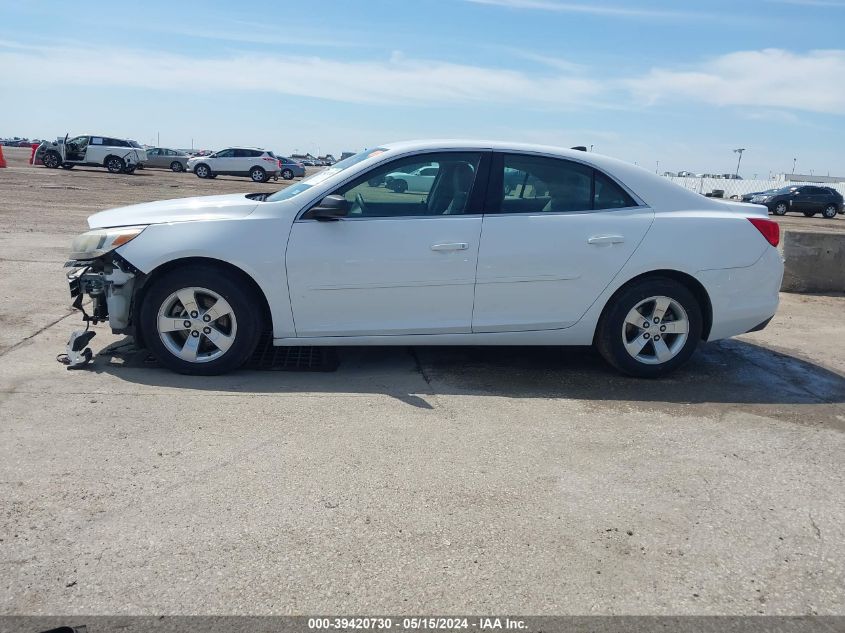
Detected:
[751,185,844,219]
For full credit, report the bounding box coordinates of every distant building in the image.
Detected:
[777,173,844,184]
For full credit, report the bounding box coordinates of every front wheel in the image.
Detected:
[596,278,703,378]
[43,151,61,168]
[822,204,838,219]
[140,266,262,375]
[772,202,788,216]
[194,164,210,178]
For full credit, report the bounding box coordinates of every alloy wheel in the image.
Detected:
[622,296,690,365]
[157,287,238,363]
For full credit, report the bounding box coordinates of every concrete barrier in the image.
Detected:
[781,230,845,293]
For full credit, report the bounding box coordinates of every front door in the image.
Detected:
[473,152,655,332]
[65,135,89,162]
[286,151,489,337]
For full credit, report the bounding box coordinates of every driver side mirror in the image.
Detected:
[303,194,350,221]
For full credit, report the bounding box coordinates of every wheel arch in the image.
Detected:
[595,269,713,342]
[132,256,273,347]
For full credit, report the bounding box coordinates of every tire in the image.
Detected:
[281,168,294,180]
[595,277,703,378]
[194,163,211,178]
[772,201,788,216]
[43,151,61,169]
[803,211,816,217]
[390,179,408,193]
[822,205,838,219]
[249,166,267,183]
[61,163,74,170]
[139,265,263,375]
[170,161,184,172]
[105,156,125,174]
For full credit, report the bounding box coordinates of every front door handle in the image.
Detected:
[587,235,625,246]
[431,242,469,251]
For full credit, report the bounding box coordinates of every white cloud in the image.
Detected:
[466,0,708,19]
[0,42,604,108]
[625,49,845,115]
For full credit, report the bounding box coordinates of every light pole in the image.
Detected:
[656,160,660,174]
[733,148,745,178]
[792,158,797,174]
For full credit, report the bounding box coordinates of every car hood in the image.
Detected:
[87,193,260,229]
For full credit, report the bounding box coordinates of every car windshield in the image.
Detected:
[775,186,797,194]
[265,147,387,202]
[128,140,142,148]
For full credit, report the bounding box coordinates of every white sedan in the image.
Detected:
[65,140,783,377]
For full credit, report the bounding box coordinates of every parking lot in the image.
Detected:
[1,146,844,615]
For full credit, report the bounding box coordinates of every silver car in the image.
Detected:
[144,147,189,172]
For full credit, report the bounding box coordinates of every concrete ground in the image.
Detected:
[0,148,844,615]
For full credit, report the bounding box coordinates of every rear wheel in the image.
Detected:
[281,168,294,180]
[772,201,789,216]
[596,277,703,378]
[140,266,262,375]
[822,204,838,219]
[250,166,267,183]
[106,156,125,173]
[43,151,61,168]
[170,161,184,172]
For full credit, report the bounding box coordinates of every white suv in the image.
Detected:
[39,134,147,174]
[187,147,281,183]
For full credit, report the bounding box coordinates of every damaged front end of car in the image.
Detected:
[59,226,147,368]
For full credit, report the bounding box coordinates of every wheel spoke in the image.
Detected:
[158,316,188,333]
[204,326,235,353]
[661,319,689,335]
[653,338,673,363]
[176,288,199,315]
[203,297,233,322]
[651,297,671,321]
[625,334,649,357]
[624,307,646,328]
[178,335,200,361]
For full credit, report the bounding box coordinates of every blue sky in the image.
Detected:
[2,0,844,176]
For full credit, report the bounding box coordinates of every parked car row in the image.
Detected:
[36,134,311,182]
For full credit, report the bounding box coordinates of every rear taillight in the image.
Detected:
[278,159,283,168]
[748,218,780,247]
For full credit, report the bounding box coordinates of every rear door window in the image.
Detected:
[491,154,637,213]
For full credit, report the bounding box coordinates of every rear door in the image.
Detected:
[472,152,654,332]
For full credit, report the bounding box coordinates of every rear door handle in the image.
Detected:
[587,235,625,246]
[431,242,469,251]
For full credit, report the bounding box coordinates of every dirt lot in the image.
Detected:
[0,146,844,615]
